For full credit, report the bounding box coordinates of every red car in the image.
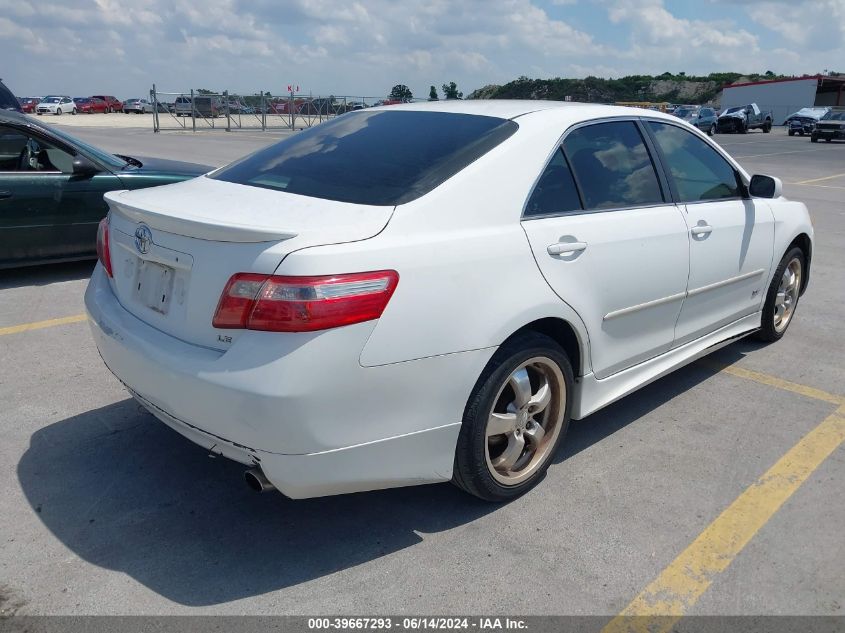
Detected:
[90,95,122,113]
[18,97,40,113]
[73,97,109,114]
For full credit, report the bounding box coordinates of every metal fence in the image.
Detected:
[150,85,416,133]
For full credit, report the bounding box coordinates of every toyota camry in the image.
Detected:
[85,101,813,501]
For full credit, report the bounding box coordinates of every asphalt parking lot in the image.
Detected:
[1,125,843,619]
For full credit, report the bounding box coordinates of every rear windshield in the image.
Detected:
[211,110,518,206]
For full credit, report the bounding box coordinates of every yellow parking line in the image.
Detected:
[602,403,845,633]
[795,171,845,184]
[0,313,87,336]
[702,360,844,406]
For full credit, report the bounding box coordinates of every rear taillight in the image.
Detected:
[212,270,399,332]
[96,216,113,277]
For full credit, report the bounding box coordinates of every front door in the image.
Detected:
[0,124,114,265]
[522,120,690,379]
[644,120,775,346]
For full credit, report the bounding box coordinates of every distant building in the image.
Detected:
[720,75,845,123]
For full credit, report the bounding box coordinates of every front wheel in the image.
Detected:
[755,247,804,343]
[788,130,795,136]
[708,123,715,136]
[763,121,772,133]
[453,332,573,502]
[56,108,62,115]
[811,135,819,143]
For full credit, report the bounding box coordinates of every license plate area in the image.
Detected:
[134,259,175,315]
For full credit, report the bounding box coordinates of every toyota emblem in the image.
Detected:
[134,224,153,254]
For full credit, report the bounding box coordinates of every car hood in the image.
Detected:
[719,112,745,119]
[129,156,212,176]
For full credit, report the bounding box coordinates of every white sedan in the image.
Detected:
[35,96,76,115]
[86,101,813,501]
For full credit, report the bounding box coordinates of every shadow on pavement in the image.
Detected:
[0,260,94,290]
[18,339,763,606]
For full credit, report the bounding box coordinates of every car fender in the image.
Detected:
[765,198,814,291]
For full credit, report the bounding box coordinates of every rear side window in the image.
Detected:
[563,121,663,210]
[647,121,739,202]
[524,148,582,217]
[211,111,518,206]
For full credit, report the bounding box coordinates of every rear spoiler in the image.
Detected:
[105,191,298,243]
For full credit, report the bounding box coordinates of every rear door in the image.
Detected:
[644,120,774,346]
[521,119,690,379]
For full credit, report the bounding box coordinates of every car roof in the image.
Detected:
[378,99,681,125]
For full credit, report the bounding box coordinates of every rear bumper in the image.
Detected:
[85,264,490,498]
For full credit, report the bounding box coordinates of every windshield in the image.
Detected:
[674,107,696,118]
[44,124,129,169]
[43,97,62,104]
[822,110,845,121]
[723,107,743,114]
[211,110,519,206]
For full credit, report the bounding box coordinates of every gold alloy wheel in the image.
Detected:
[484,357,566,486]
[774,257,802,333]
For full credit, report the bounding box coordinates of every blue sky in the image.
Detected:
[2,0,842,100]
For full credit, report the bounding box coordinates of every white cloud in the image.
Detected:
[1,0,841,100]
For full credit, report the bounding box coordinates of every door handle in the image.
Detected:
[0,191,11,200]
[690,224,713,237]
[547,241,587,255]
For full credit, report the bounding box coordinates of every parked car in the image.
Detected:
[194,96,224,117]
[716,103,773,133]
[673,105,718,136]
[73,97,109,114]
[36,96,76,116]
[91,95,123,113]
[85,102,813,502]
[173,96,192,117]
[18,97,41,113]
[0,110,210,268]
[786,107,829,136]
[0,79,22,112]
[810,107,845,143]
[123,98,153,114]
[173,95,223,117]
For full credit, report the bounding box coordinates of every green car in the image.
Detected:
[0,111,210,268]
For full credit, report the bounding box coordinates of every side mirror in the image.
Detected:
[749,174,782,199]
[72,155,98,177]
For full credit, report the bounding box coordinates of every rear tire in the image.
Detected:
[788,130,795,136]
[811,135,819,143]
[453,332,574,502]
[755,247,804,343]
[71,108,77,115]
[708,123,715,136]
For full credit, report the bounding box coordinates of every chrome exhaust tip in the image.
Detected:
[244,467,275,493]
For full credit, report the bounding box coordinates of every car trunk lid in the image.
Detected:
[105,176,394,350]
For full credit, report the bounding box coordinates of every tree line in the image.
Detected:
[388,82,464,102]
